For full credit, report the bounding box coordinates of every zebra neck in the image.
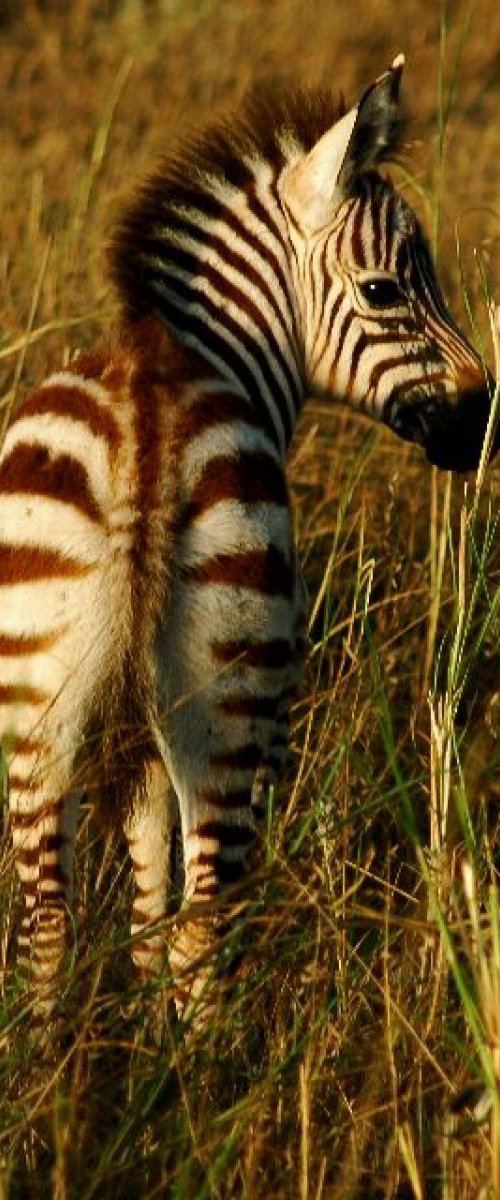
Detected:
[167,311,302,455]
[142,183,304,453]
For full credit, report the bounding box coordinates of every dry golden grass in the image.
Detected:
[2,1,500,1196]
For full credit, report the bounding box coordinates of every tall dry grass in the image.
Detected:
[1,1,500,1195]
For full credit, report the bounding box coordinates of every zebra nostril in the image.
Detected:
[387,400,428,445]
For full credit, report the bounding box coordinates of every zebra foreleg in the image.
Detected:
[123,757,177,1035]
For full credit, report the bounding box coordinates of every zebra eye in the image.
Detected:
[358,278,405,310]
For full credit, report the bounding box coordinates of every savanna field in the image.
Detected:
[2,1,500,1196]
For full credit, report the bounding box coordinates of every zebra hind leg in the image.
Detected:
[8,748,81,1037]
[167,686,299,1032]
[3,619,127,1041]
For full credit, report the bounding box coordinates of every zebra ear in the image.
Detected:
[346,53,404,181]
[279,54,404,234]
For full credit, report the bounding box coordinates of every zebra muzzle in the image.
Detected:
[423,385,500,473]
[388,385,500,473]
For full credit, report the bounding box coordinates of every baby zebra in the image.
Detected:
[0,55,496,1029]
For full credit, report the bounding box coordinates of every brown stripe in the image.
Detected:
[282,197,306,238]
[130,939,160,960]
[0,630,63,655]
[20,881,40,899]
[395,240,410,283]
[20,383,121,452]
[383,195,396,271]
[41,830,66,859]
[32,939,66,952]
[190,854,245,885]
[361,331,421,347]
[0,443,104,524]
[193,820,254,847]
[388,370,447,401]
[37,864,67,885]
[310,286,343,377]
[176,393,263,443]
[8,775,43,792]
[0,682,48,705]
[194,882,220,897]
[134,882,155,900]
[32,901,67,919]
[131,907,153,926]
[10,801,62,830]
[325,288,344,342]
[333,310,354,370]
[183,546,293,597]
[212,637,291,669]
[70,350,109,380]
[372,194,383,265]
[334,198,356,260]
[33,896,66,917]
[368,354,415,393]
[16,834,66,868]
[217,694,278,719]
[3,734,44,755]
[211,743,263,771]
[32,933,66,950]
[25,883,67,905]
[17,849,41,867]
[178,451,288,528]
[351,195,367,267]
[0,544,95,583]
[346,332,369,399]
[196,788,251,811]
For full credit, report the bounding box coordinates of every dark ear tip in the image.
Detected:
[359,53,405,114]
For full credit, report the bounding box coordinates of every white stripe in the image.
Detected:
[0,495,106,558]
[180,419,281,487]
[41,371,110,405]
[177,500,291,567]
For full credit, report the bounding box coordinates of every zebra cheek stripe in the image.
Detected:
[1,54,496,1034]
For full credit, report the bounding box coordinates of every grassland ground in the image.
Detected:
[1,2,500,1196]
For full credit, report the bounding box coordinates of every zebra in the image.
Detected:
[0,54,496,1030]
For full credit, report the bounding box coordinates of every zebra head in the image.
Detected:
[279,55,497,471]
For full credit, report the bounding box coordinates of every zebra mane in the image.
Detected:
[108,84,403,322]
[175,85,351,182]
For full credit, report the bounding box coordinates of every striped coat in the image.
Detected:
[0,56,495,1029]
